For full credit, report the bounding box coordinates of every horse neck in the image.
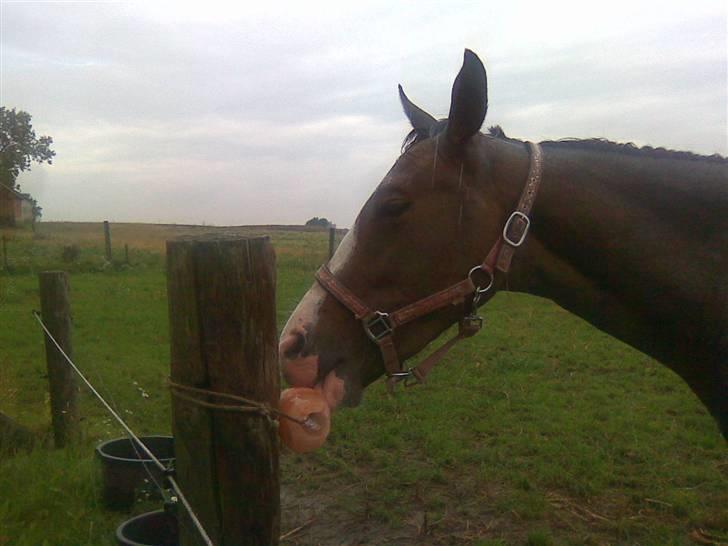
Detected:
[492,139,728,369]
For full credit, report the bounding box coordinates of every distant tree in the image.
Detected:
[0,107,55,190]
[305,217,331,227]
[31,199,42,222]
[30,197,42,231]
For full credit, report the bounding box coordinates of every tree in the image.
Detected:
[31,199,42,222]
[0,107,55,190]
[305,217,331,227]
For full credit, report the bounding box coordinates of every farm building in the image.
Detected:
[0,184,35,226]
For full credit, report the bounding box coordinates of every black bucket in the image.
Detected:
[96,435,174,510]
[116,510,178,546]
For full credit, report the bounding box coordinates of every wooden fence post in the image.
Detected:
[328,224,336,260]
[103,221,112,261]
[166,235,280,546]
[38,271,79,448]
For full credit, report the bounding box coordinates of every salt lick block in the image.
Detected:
[278,387,331,453]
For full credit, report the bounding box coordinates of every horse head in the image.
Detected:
[279,50,529,434]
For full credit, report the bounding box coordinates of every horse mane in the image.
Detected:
[402,124,726,164]
[488,126,728,164]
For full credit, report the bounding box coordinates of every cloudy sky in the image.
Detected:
[1,0,726,226]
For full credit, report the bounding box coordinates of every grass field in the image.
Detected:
[0,222,725,546]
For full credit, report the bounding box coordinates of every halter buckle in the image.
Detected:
[503,211,531,247]
[364,311,394,342]
[460,315,483,337]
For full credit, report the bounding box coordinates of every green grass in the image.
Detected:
[1,223,725,545]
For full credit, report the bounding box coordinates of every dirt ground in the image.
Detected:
[281,484,464,546]
[280,483,564,546]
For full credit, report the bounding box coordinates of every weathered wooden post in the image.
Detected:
[166,235,280,546]
[328,224,336,260]
[103,220,112,261]
[38,271,79,448]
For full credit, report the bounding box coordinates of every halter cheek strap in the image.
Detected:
[315,141,544,392]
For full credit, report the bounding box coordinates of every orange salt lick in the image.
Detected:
[278,387,331,453]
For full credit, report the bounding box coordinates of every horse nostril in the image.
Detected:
[280,330,319,388]
[281,331,306,360]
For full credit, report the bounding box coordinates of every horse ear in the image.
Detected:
[398,84,437,136]
[446,49,488,145]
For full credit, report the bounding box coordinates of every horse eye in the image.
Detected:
[379,199,411,217]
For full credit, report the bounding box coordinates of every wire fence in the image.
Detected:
[32,310,215,546]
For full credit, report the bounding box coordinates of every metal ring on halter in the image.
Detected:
[468,265,494,294]
[387,369,413,379]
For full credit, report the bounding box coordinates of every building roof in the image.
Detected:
[0,184,34,202]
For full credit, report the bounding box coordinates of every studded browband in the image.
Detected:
[316,142,544,392]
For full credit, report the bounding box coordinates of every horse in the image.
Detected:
[279,49,727,442]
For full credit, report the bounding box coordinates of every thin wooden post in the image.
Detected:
[38,271,79,448]
[328,224,336,260]
[167,235,280,546]
[1,236,7,270]
[103,220,112,261]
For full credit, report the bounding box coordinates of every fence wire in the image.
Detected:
[32,310,214,546]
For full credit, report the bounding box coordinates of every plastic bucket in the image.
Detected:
[96,435,174,510]
[116,510,178,546]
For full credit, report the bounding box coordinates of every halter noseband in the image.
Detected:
[316,142,544,392]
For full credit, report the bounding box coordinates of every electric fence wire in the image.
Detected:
[95,370,166,502]
[32,310,214,546]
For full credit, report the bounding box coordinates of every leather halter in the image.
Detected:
[316,141,544,392]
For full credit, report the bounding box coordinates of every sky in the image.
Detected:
[1,0,726,227]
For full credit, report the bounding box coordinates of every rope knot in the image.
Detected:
[167,380,304,428]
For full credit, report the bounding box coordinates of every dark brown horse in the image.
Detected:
[279,50,727,441]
